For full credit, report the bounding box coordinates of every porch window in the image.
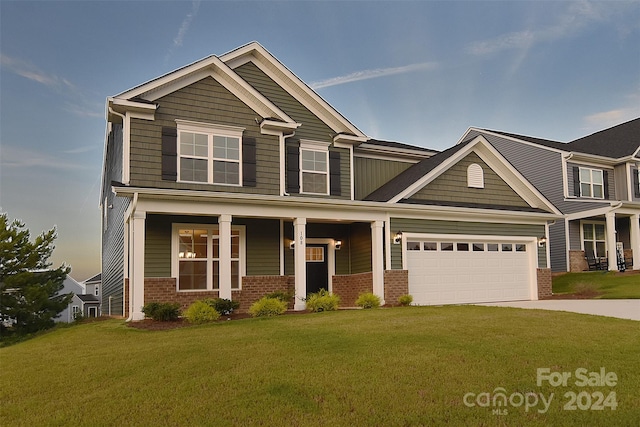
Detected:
[582,223,606,258]
[300,140,329,195]
[579,167,604,199]
[177,120,243,186]
[176,225,244,291]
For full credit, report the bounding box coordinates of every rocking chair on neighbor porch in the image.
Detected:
[585,251,608,271]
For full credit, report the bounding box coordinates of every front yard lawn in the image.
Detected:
[552,271,640,299]
[1,307,638,426]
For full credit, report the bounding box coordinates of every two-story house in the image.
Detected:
[458,118,640,273]
[101,42,560,320]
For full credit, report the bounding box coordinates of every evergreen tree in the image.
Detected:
[1,213,72,336]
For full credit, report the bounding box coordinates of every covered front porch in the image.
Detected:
[122,190,407,320]
[567,203,640,272]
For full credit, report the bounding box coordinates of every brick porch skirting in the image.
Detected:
[537,268,552,299]
[384,270,409,305]
[332,272,373,307]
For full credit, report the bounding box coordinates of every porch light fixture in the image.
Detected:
[335,240,342,250]
[289,241,295,250]
[538,236,547,247]
[393,231,403,245]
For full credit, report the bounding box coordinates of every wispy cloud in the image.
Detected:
[165,0,201,63]
[0,53,76,91]
[467,1,612,56]
[1,145,91,171]
[310,62,439,90]
[582,87,640,129]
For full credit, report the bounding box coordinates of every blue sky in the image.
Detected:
[1,0,639,280]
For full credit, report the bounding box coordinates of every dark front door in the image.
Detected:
[306,244,328,295]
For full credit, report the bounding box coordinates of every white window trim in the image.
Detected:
[176,119,245,186]
[578,167,604,199]
[299,139,330,195]
[171,223,246,292]
[580,221,607,255]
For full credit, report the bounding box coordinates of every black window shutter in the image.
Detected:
[161,127,177,181]
[634,169,640,197]
[329,151,341,196]
[286,144,300,194]
[603,170,609,199]
[572,166,580,196]
[242,137,257,187]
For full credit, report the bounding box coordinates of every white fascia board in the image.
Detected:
[463,128,569,155]
[260,119,301,135]
[565,203,620,221]
[566,151,630,166]
[114,186,561,225]
[333,134,368,146]
[222,43,367,138]
[355,143,436,160]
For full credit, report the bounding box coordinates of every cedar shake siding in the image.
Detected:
[408,152,530,208]
[128,77,281,195]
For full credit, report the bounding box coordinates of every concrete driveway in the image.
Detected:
[478,299,640,321]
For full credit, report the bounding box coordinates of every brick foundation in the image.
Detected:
[235,275,295,312]
[537,268,552,299]
[384,270,409,305]
[332,272,373,307]
[569,250,588,272]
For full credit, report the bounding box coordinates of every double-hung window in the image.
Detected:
[174,225,245,291]
[579,167,604,199]
[300,140,329,195]
[176,120,243,186]
[582,222,606,258]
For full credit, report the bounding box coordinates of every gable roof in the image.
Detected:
[567,118,640,158]
[365,135,560,214]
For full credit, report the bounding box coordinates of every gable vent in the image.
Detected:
[467,163,484,188]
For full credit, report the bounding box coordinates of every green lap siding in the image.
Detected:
[390,218,546,269]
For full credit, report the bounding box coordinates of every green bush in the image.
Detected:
[141,302,181,321]
[355,292,381,309]
[204,298,240,316]
[398,294,413,306]
[184,301,221,324]
[265,290,294,303]
[305,289,340,312]
[249,297,287,318]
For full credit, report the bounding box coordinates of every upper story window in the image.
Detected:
[579,167,604,199]
[176,120,244,186]
[467,163,484,188]
[300,140,329,195]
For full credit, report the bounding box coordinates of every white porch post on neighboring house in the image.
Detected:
[218,214,232,300]
[605,211,618,271]
[130,210,146,320]
[371,220,385,304]
[631,213,640,270]
[293,218,307,310]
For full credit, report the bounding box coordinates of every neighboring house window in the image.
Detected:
[174,225,245,291]
[94,286,99,296]
[582,222,606,258]
[176,120,244,186]
[467,163,484,188]
[300,140,329,195]
[579,167,604,199]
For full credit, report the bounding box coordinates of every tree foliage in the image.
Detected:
[1,213,72,336]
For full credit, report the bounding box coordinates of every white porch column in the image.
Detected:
[293,218,307,310]
[631,213,640,270]
[218,214,232,300]
[371,220,385,304]
[130,210,146,321]
[605,211,618,271]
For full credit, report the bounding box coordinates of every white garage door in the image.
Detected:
[406,237,534,305]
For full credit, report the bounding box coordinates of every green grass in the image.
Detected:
[553,272,640,298]
[1,307,639,426]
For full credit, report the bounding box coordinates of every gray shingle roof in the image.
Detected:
[363,139,436,153]
[567,118,640,158]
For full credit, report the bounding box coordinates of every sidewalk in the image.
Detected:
[478,299,640,321]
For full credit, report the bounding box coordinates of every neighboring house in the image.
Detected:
[82,273,101,316]
[101,42,560,320]
[57,276,84,323]
[458,118,640,273]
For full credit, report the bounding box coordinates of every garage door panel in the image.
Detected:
[407,236,533,305]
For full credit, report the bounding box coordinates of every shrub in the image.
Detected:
[355,292,381,309]
[265,290,294,303]
[305,289,340,312]
[141,302,181,321]
[398,294,413,306]
[204,298,240,316]
[184,301,221,324]
[249,297,287,318]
